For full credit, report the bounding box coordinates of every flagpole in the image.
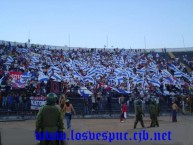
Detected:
[68,34,71,48]
[144,36,146,49]
[28,30,31,44]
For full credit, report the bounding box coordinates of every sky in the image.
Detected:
[0,0,193,49]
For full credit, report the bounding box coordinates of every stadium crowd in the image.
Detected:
[0,41,193,112]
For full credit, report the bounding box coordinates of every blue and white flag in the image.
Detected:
[22,48,28,53]
[110,87,129,94]
[127,68,133,75]
[95,72,104,77]
[137,67,146,74]
[43,50,52,55]
[161,69,172,77]
[81,66,90,72]
[47,68,53,77]
[174,71,183,77]
[29,63,36,69]
[72,71,83,80]
[21,73,31,80]
[133,77,144,84]
[51,66,61,74]
[140,59,147,64]
[87,71,96,77]
[95,69,103,74]
[51,73,62,82]
[164,77,175,84]
[148,79,161,87]
[148,62,158,72]
[175,79,182,89]
[115,77,124,85]
[84,76,95,84]
[38,74,49,82]
[62,76,71,81]
[4,61,12,65]
[78,87,93,97]
[147,54,153,58]
[114,69,122,76]
[7,56,14,62]
[152,74,160,81]
[87,67,96,74]
[168,64,179,72]
[163,78,171,85]
[31,56,39,63]
[182,73,191,80]
[121,72,129,78]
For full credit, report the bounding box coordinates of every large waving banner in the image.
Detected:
[30,96,47,110]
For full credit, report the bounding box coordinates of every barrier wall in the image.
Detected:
[1,40,193,52]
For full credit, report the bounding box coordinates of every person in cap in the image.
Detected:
[35,93,64,145]
[133,99,145,129]
[149,99,159,127]
[62,99,76,129]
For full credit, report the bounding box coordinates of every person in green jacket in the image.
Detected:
[35,93,64,145]
[133,99,145,129]
[149,99,159,127]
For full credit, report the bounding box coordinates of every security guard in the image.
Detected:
[35,93,64,145]
[149,99,159,127]
[133,98,145,129]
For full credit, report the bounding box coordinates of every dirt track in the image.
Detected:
[0,116,193,145]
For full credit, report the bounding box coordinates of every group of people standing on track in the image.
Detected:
[35,92,179,145]
[119,93,178,129]
[133,97,159,129]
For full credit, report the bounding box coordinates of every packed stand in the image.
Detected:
[0,41,193,113]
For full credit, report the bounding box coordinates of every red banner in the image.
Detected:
[50,81,60,94]
[9,71,22,80]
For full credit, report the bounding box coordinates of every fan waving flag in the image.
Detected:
[84,76,96,84]
[7,56,14,62]
[51,73,62,82]
[162,69,172,77]
[168,63,180,72]
[72,71,83,80]
[38,73,49,82]
[110,87,129,94]
[115,77,124,85]
[78,87,93,97]
[174,71,183,77]
[148,79,161,87]
[21,73,31,80]
[137,67,146,74]
[31,56,39,63]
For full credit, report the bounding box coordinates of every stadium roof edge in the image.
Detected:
[0,40,193,52]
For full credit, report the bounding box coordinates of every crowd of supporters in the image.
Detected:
[0,41,193,112]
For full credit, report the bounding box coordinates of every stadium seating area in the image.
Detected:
[0,41,193,115]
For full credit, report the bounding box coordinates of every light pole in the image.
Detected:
[144,36,146,49]
[106,36,108,49]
